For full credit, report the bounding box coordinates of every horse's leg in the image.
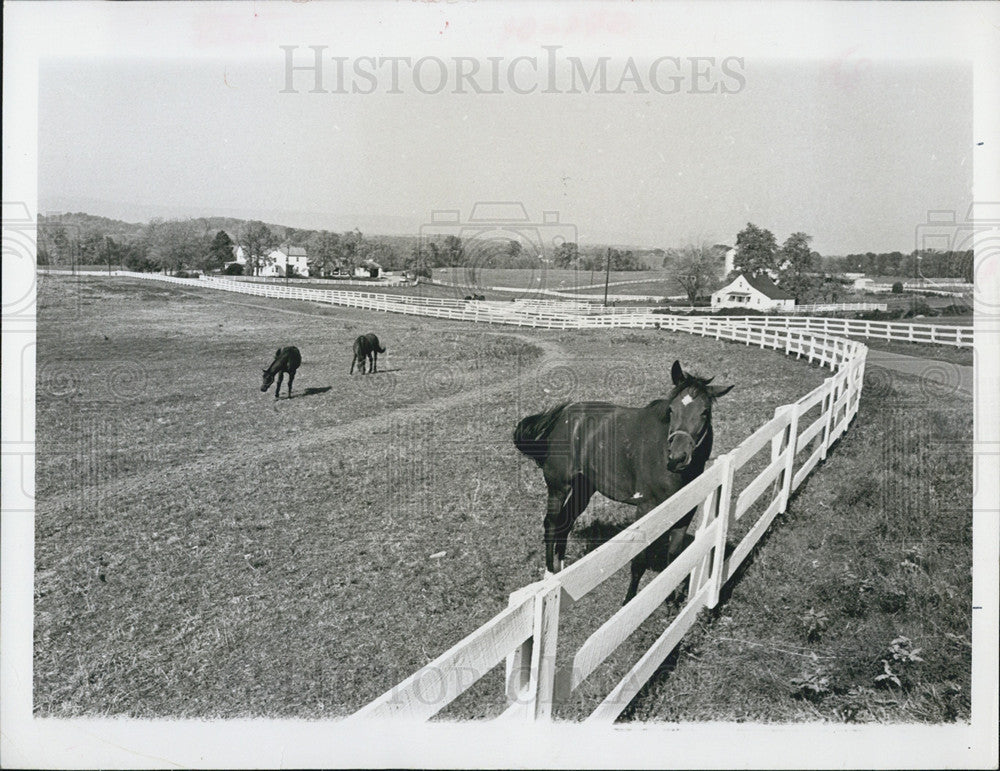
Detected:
[287,370,295,398]
[554,475,595,571]
[624,500,655,605]
[350,355,356,375]
[275,371,284,399]
[543,485,571,574]
[625,554,646,605]
[372,350,378,373]
[366,352,374,374]
[666,506,699,561]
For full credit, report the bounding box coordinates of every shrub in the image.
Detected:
[891,281,903,293]
[937,303,972,316]
[224,263,244,276]
[902,299,935,318]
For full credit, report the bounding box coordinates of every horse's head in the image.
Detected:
[665,360,734,472]
[261,368,275,392]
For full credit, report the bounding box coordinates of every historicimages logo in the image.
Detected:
[915,203,1000,313]
[418,202,576,298]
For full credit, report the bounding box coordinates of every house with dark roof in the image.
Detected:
[231,243,309,277]
[711,272,795,311]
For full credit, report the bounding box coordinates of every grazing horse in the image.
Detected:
[261,346,302,399]
[513,360,733,604]
[350,333,386,374]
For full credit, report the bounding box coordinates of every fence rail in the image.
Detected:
[40,271,972,347]
[44,270,966,722]
[791,302,887,313]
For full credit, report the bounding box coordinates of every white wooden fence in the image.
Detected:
[47,270,968,721]
[353,317,867,722]
[48,271,972,348]
[791,302,888,313]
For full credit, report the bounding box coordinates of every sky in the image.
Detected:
[38,55,972,255]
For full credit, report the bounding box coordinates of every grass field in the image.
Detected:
[431,267,674,292]
[621,367,973,723]
[33,275,969,722]
[846,337,973,368]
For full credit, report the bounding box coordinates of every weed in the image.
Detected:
[800,608,830,642]
[888,635,924,665]
[874,659,902,689]
[874,636,924,690]
[790,654,831,701]
[836,685,876,722]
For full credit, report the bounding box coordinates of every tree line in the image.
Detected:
[820,250,972,282]
[37,213,659,278]
[37,214,409,277]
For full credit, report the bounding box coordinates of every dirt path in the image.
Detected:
[865,347,972,398]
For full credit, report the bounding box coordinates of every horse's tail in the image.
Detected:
[377,343,386,353]
[513,402,570,465]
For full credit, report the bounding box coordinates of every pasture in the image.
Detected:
[431,267,676,292]
[33,275,969,722]
[622,360,973,722]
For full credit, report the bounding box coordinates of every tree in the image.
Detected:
[306,230,342,276]
[440,235,464,266]
[406,243,432,278]
[364,240,399,271]
[553,241,580,268]
[203,230,234,272]
[777,232,816,301]
[335,229,365,275]
[671,243,723,304]
[733,223,778,277]
[236,221,279,276]
[143,219,207,275]
[609,248,642,271]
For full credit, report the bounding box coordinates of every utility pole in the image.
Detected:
[603,248,612,307]
[106,236,112,275]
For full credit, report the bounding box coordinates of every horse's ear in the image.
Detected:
[708,384,734,398]
[671,360,684,385]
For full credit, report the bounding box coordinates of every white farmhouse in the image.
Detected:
[231,244,309,277]
[711,272,796,311]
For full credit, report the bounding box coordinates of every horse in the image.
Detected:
[513,360,733,604]
[261,346,302,399]
[350,333,386,375]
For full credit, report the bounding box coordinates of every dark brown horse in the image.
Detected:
[513,360,733,604]
[261,346,301,399]
[350,333,386,374]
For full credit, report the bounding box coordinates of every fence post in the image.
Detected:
[505,583,540,714]
[527,578,562,720]
[769,404,791,511]
[779,403,799,512]
[707,454,734,608]
[822,376,837,455]
[688,484,719,597]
